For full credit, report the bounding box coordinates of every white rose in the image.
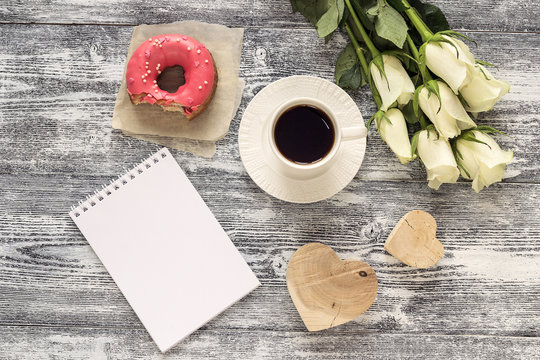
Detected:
[455,130,513,192]
[370,55,415,111]
[459,64,510,113]
[418,81,476,140]
[377,108,414,164]
[425,35,475,93]
[425,35,510,113]
[417,128,460,190]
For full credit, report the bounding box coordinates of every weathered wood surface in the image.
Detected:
[1,0,539,33]
[1,326,540,360]
[1,1,540,359]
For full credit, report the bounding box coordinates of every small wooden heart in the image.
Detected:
[286,242,378,332]
[384,210,444,268]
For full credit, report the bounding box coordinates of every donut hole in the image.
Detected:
[157,65,186,93]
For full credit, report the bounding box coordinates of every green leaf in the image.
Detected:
[408,0,450,33]
[451,139,471,178]
[370,54,387,86]
[291,0,299,12]
[437,30,475,44]
[383,49,417,64]
[473,126,506,136]
[372,32,399,51]
[367,112,377,129]
[367,2,381,16]
[322,0,345,42]
[354,0,379,10]
[291,0,345,39]
[316,0,345,38]
[425,79,441,113]
[338,0,345,22]
[335,43,365,90]
[402,40,413,70]
[476,59,496,67]
[339,64,364,89]
[458,130,491,149]
[401,101,418,124]
[350,0,377,31]
[417,42,429,80]
[386,0,408,11]
[382,111,393,125]
[374,2,408,48]
[290,0,329,26]
[373,109,388,135]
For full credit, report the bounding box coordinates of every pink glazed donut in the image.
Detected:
[126,34,217,120]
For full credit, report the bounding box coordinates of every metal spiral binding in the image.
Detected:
[69,148,170,218]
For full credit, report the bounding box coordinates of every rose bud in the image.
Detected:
[371,55,415,111]
[418,81,476,139]
[455,130,513,192]
[416,128,460,190]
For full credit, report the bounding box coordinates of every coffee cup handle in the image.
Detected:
[341,126,367,141]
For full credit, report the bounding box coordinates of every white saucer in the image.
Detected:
[238,76,366,203]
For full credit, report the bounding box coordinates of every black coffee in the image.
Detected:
[273,105,335,164]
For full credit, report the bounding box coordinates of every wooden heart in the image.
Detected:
[384,210,444,268]
[286,242,378,331]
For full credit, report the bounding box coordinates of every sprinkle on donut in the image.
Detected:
[126,34,217,120]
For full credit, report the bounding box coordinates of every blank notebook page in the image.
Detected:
[69,148,259,352]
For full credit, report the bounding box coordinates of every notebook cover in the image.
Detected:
[69,148,259,352]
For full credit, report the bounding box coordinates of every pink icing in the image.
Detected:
[126,34,215,114]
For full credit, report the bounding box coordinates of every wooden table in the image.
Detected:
[1,1,539,358]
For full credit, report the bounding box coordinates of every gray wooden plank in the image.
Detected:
[0,0,538,33]
[0,1,538,357]
[0,25,537,184]
[1,173,539,337]
[1,326,539,359]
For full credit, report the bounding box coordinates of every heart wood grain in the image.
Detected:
[384,210,444,268]
[286,243,378,332]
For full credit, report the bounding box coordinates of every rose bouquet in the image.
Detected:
[290,0,512,192]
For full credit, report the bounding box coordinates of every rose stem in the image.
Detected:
[345,22,383,109]
[406,34,432,82]
[344,0,381,58]
[400,0,433,42]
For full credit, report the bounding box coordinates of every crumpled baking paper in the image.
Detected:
[112,21,245,157]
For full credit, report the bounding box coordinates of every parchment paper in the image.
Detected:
[112,21,245,157]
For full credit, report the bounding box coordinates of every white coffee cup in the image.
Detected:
[265,97,367,180]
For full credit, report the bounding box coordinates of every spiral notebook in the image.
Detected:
[69,148,259,353]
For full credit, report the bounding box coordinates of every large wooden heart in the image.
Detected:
[286,242,378,331]
[384,210,444,268]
